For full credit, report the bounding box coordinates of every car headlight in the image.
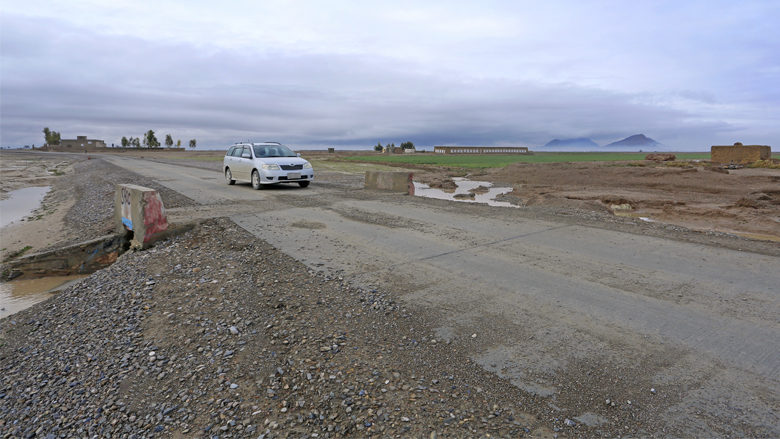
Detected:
[262,164,280,170]
[303,162,313,169]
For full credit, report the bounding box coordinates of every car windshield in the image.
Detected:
[253,144,297,158]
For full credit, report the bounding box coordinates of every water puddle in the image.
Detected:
[414,179,519,208]
[0,186,51,228]
[0,275,87,317]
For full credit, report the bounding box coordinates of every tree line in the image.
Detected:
[121,131,196,149]
[42,127,196,149]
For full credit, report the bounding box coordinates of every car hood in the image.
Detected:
[255,156,309,165]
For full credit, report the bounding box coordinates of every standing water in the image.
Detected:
[1,185,60,316]
[0,276,87,317]
[414,178,520,208]
[0,186,51,228]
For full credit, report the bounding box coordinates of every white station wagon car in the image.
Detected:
[223,142,313,189]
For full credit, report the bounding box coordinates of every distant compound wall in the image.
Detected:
[711,143,771,164]
[434,146,529,154]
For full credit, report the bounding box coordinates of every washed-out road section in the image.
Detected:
[104,154,780,435]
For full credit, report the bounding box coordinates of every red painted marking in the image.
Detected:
[143,192,168,242]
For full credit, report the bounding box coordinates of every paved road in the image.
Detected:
[107,155,780,435]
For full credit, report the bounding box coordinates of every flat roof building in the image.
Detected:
[60,136,106,150]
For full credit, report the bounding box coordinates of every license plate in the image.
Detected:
[287,172,301,179]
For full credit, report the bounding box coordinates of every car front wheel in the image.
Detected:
[252,170,262,190]
[298,181,310,188]
[225,168,236,185]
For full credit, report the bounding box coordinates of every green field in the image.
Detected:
[343,152,713,169]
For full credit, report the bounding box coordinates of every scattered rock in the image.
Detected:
[453,193,475,199]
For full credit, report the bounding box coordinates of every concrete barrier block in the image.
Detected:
[364,171,415,195]
[115,184,169,249]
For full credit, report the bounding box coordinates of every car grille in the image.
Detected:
[280,164,303,171]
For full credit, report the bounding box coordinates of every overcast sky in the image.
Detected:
[2,0,778,150]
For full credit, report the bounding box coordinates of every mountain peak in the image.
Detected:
[544,138,600,148]
[604,134,662,148]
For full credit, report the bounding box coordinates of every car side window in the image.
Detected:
[227,146,236,157]
[233,147,244,157]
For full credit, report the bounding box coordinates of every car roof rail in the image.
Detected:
[263,141,282,145]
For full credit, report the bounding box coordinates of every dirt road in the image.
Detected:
[98,154,780,435]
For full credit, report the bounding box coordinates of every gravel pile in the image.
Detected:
[0,217,611,439]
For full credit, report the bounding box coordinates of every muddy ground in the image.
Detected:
[411,160,780,242]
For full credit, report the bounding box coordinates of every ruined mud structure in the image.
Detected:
[711,142,771,164]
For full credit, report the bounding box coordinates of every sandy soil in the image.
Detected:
[0,153,75,201]
[0,153,80,261]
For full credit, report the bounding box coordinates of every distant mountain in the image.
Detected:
[541,138,600,151]
[603,134,665,151]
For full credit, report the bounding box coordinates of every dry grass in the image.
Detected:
[664,161,693,168]
[747,160,780,169]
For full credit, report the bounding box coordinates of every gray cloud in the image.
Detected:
[2,11,777,150]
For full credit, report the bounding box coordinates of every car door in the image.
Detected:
[235,146,252,181]
[225,146,236,176]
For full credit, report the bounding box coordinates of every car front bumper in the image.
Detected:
[261,169,314,183]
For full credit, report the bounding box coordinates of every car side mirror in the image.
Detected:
[297,153,301,157]
[242,152,251,159]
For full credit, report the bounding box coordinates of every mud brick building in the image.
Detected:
[711,142,771,164]
[60,135,107,150]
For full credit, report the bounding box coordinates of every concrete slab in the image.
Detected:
[364,171,415,195]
